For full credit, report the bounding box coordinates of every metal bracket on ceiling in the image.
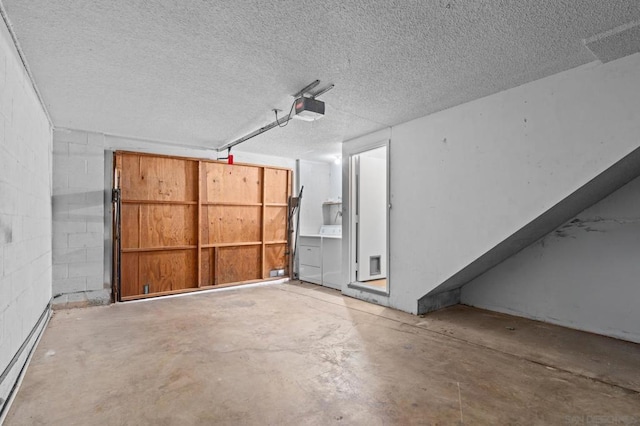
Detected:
[292,79,335,99]
[292,80,320,98]
[216,80,334,153]
[309,84,335,99]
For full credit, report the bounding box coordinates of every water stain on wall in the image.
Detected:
[0,218,12,243]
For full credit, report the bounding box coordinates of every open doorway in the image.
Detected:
[350,144,388,293]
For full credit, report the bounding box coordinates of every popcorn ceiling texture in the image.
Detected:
[3,0,640,159]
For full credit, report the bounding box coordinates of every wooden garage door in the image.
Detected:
[114,152,292,300]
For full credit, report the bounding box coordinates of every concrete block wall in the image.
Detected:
[52,129,296,307]
[0,16,52,415]
[52,131,107,307]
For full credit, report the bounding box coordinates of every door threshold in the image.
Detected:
[348,282,389,296]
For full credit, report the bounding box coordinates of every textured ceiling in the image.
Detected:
[3,0,640,160]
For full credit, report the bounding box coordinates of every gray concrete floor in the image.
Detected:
[5,281,640,425]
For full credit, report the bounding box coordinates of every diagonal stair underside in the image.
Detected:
[418,143,640,314]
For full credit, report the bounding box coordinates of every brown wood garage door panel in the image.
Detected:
[138,249,198,293]
[119,154,140,200]
[216,245,261,284]
[202,162,262,204]
[200,248,214,286]
[116,152,291,300]
[140,204,197,247]
[264,206,287,242]
[264,168,289,204]
[264,243,287,277]
[120,250,198,297]
[120,252,139,298]
[121,204,197,249]
[121,204,140,249]
[121,154,198,202]
[202,205,261,245]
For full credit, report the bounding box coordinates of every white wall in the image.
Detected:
[389,54,640,314]
[0,17,52,415]
[52,129,296,306]
[341,54,640,314]
[329,160,342,202]
[462,175,640,343]
[297,160,331,235]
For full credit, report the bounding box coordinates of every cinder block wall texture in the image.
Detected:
[51,129,296,307]
[0,18,52,411]
[52,130,108,307]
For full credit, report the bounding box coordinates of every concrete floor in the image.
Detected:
[5,281,640,425]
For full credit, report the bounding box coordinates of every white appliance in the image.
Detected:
[319,225,341,237]
[298,225,342,290]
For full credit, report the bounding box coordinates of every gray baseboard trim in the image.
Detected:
[0,300,51,423]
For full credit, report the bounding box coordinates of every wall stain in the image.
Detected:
[0,218,12,244]
[554,229,572,238]
[556,217,616,236]
[585,227,605,233]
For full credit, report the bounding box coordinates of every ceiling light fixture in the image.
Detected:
[216,80,334,153]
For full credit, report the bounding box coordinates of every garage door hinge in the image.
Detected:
[112,188,121,203]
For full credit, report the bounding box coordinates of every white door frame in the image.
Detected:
[348,140,390,295]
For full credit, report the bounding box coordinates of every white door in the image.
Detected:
[355,146,387,282]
